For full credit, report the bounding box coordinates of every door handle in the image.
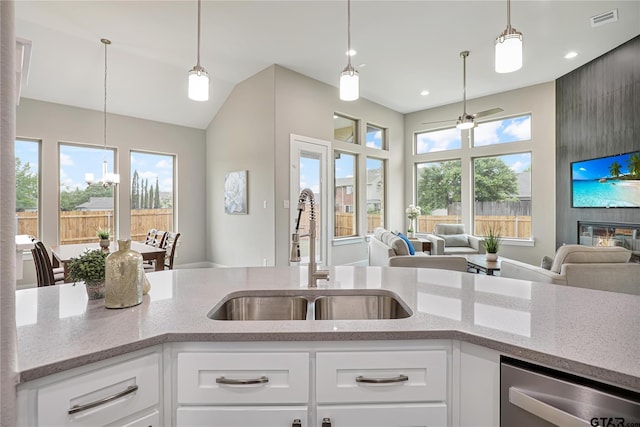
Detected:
[509,387,591,427]
[356,374,409,384]
[68,385,138,414]
[215,375,269,385]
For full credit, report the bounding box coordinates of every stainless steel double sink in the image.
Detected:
[207,289,411,321]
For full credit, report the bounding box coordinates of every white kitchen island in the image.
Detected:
[15,266,640,426]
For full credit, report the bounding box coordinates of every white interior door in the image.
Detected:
[290,135,330,266]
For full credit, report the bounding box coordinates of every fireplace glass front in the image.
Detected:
[578,221,640,263]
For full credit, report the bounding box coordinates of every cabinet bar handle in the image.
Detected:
[68,384,138,414]
[321,418,332,427]
[215,375,269,385]
[356,374,409,384]
[509,387,591,427]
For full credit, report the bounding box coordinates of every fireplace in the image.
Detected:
[577,221,640,263]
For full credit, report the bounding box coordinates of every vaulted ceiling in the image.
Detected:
[16,1,640,129]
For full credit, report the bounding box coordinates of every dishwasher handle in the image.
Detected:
[509,387,591,427]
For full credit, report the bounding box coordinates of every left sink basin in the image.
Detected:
[208,295,308,321]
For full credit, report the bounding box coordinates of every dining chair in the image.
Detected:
[143,231,180,272]
[144,228,158,244]
[31,241,65,287]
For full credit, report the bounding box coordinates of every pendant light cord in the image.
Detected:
[506,0,512,31]
[102,38,110,153]
[346,0,352,68]
[461,51,468,116]
[196,0,202,68]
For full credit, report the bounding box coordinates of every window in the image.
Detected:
[15,139,40,238]
[59,144,116,244]
[473,153,531,239]
[333,114,357,143]
[366,157,385,233]
[334,152,357,237]
[474,114,531,147]
[366,124,385,150]
[416,127,461,154]
[416,159,462,233]
[130,151,175,241]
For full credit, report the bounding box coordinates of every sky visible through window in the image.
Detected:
[16,140,38,174]
[58,145,116,191]
[130,151,174,193]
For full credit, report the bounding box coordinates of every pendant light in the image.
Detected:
[494,0,523,73]
[339,0,359,101]
[188,0,209,101]
[85,38,120,188]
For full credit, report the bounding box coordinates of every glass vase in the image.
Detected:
[105,239,143,309]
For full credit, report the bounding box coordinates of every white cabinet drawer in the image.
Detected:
[316,350,447,404]
[36,352,160,427]
[177,352,309,404]
[177,406,308,426]
[317,403,447,427]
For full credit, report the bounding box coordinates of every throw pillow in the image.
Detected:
[397,232,416,255]
[540,255,553,270]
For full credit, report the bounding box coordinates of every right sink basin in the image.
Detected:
[313,294,411,320]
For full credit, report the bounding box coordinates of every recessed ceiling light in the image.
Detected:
[564,51,578,59]
[346,49,357,56]
[420,90,430,96]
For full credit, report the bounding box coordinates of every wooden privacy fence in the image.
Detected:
[334,213,531,239]
[16,209,173,244]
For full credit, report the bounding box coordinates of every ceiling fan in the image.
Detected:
[423,51,503,129]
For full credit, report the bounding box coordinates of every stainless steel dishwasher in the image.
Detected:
[500,356,640,426]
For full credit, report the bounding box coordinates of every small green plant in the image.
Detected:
[483,223,502,254]
[97,228,110,240]
[67,249,107,285]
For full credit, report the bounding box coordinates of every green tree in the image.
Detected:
[154,178,160,208]
[609,161,622,179]
[131,170,140,209]
[15,157,38,211]
[474,157,518,202]
[59,185,112,211]
[417,160,461,214]
[626,152,640,179]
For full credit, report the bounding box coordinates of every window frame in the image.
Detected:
[333,150,358,239]
[15,138,42,240]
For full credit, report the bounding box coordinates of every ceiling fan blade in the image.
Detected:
[473,107,504,119]
[421,118,457,125]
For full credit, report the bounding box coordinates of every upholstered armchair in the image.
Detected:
[425,223,486,255]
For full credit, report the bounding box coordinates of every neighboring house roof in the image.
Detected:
[76,197,114,211]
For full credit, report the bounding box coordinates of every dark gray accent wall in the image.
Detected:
[556,36,640,247]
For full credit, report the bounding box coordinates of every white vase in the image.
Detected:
[486,253,498,262]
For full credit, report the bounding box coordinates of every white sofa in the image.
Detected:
[369,228,468,272]
[424,223,486,255]
[500,245,640,294]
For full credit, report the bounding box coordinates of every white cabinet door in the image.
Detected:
[176,406,308,426]
[458,342,500,427]
[177,351,309,405]
[107,409,160,427]
[316,350,447,404]
[317,403,447,427]
[34,352,160,427]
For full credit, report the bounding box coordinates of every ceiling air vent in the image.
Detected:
[590,9,618,27]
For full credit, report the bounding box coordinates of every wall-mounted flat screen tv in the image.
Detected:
[571,151,640,208]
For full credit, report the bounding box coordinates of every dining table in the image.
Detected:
[51,241,166,283]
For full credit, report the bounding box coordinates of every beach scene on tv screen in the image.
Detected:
[572,152,640,207]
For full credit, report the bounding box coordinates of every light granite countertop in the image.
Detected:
[15,266,640,391]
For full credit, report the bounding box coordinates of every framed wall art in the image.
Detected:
[224,170,247,214]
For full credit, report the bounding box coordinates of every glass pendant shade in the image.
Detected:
[495,32,523,73]
[188,66,209,101]
[339,67,359,101]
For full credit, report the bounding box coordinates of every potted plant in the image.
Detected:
[67,249,108,300]
[405,204,421,238]
[483,223,502,261]
[97,228,110,250]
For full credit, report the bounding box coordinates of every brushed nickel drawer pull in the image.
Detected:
[356,374,409,384]
[216,375,269,385]
[292,419,302,427]
[68,384,138,414]
[321,418,332,427]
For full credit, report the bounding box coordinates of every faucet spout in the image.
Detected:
[290,188,329,287]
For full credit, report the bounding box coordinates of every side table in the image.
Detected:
[408,238,431,254]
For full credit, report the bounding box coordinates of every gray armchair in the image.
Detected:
[425,223,486,255]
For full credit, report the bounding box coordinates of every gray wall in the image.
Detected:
[16,99,207,285]
[556,36,640,247]
[206,65,405,267]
